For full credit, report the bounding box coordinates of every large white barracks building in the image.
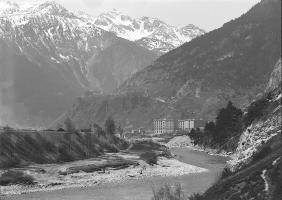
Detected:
[153,118,205,134]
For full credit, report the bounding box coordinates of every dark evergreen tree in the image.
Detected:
[204,122,216,137]
[188,101,243,148]
[215,101,243,143]
[244,98,268,126]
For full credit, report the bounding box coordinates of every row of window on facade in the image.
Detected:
[153,119,205,134]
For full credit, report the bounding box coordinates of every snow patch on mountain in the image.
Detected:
[93,9,205,53]
[0,0,112,89]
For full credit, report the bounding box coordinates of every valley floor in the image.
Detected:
[0,148,228,200]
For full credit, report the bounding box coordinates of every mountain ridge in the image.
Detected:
[92,9,205,54]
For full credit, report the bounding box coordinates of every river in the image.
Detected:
[2,148,229,200]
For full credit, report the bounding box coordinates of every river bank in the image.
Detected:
[1,148,229,200]
[165,135,231,157]
[0,151,207,197]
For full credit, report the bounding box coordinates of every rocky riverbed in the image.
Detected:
[0,151,207,196]
[1,148,229,200]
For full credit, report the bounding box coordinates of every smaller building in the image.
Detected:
[194,119,206,130]
[178,119,195,132]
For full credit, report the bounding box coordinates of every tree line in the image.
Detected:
[188,98,270,150]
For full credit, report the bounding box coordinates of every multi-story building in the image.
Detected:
[153,119,176,134]
[153,118,205,134]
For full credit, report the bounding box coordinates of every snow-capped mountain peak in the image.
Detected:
[0,0,71,17]
[94,9,205,54]
[0,0,19,15]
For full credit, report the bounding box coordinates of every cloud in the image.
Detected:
[82,0,104,8]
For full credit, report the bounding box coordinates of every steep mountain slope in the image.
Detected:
[52,92,177,130]
[119,0,281,120]
[57,0,281,130]
[86,38,157,93]
[0,0,157,127]
[0,40,83,127]
[266,58,281,93]
[200,58,281,200]
[93,9,205,54]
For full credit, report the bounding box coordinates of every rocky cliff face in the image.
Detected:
[227,58,281,171]
[0,0,157,127]
[266,58,281,93]
[201,58,281,200]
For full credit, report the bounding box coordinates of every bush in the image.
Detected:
[140,152,158,165]
[252,146,272,162]
[243,98,268,127]
[0,158,21,169]
[0,171,35,186]
[58,146,74,162]
[152,183,184,200]
[220,167,233,179]
[95,135,119,153]
[160,149,173,158]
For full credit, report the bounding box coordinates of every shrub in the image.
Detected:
[0,171,35,186]
[152,183,184,200]
[252,145,272,162]
[94,135,119,153]
[220,167,233,179]
[140,152,158,165]
[58,146,74,162]
[0,158,21,169]
[243,98,268,127]
[160,149,173,158]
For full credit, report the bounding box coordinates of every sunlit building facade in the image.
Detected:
[153,118,205,134]
[153,119,176,134]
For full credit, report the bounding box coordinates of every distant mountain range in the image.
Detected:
[57,0,281,130]
[92,9,205,54]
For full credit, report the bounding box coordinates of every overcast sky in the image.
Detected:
[21,0,261,31]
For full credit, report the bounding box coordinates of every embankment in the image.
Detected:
[0,130,128,169]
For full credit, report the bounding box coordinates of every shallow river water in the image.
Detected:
[3,148,229,200]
